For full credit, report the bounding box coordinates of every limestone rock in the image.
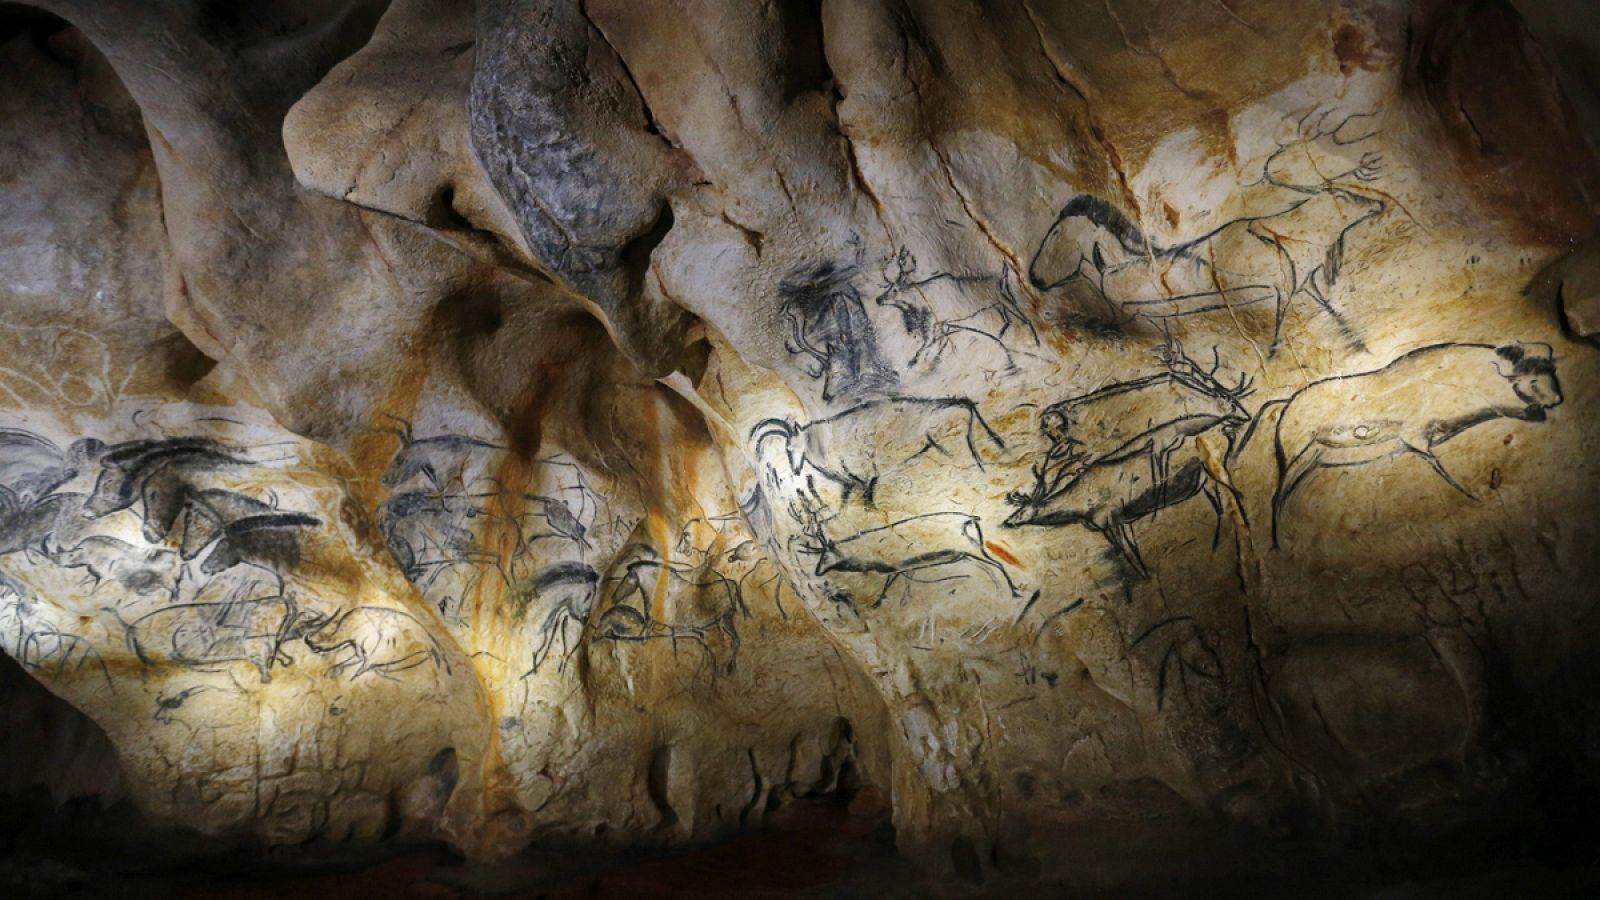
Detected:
[2,0,1600,888]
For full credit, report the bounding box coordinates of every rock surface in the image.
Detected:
[2,0,1599,886]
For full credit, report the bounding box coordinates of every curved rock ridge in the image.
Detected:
[2,0,1599,883]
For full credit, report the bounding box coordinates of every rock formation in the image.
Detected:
[2,0,1599,887]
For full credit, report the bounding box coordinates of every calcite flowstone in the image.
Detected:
[2,0,1599,883]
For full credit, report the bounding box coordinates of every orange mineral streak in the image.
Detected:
[350,326,434,515]
[470,450,534,641]
[347,324,526,836]
[456,448,539,842]
[1041,321,1082,356]
[636,386,673,622]
[985,541,1023,568]
[1327,181,1423,230]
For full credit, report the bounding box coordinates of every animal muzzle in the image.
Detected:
[1513,378,1563,414]
[1002,505,1036,528]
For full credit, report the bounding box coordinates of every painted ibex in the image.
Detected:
[1265,341,1562,546]
[751,396,1006,506]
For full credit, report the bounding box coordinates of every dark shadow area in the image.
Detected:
[7,738,1600,899]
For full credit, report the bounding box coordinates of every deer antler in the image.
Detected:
[1293,107,1377,145]
[1261,107,1382,192]
[879,247,916,291]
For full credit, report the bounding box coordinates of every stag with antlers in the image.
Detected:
[1003,344,1253,579]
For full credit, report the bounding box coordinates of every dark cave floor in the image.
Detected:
[7,786,1600,899]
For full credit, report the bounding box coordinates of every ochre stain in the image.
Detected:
[986,541,1023,568]
[350,324,435,515]
[1041,321,1082,356]
[1091,122,1142,220]
[1332,22,1379,77]
[470,449,534,637]
[1327,181,1424,230]
[1203,107,1237,166]
[460,432,546,844]
[636,386,674,622]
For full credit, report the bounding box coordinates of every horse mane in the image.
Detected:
[1060,194,1147,255]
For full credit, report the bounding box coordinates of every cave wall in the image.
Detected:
[1,0,1598,883]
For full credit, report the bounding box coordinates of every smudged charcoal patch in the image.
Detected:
[777,258,899,402]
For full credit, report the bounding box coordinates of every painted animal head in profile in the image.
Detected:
[1039,409,1075,445]
[1029,195,1146,292]
[288,606,338,642]
[750,418,805,475]
[1494,342,1562,419]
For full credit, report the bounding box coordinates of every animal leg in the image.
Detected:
[1259,284,1288,357]
[1149,446,1173,517]
[872,571,903,609]
[1196,436,1249,532]
[1122,521,1150,577]
[1221,473,1250,535]
[1304,275,1367,352]
[921,330,952,370]
[972,551,1020,596]
[835,478,853,506]
[1012,589,1042,626]
[910,434,954,463]
[1412,447,1478,501]
[962,414,988,471]
[530,628,555,675]
[1203,484,1226,549]
[1273,445,1325,548]
[1105,522,1149,579]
